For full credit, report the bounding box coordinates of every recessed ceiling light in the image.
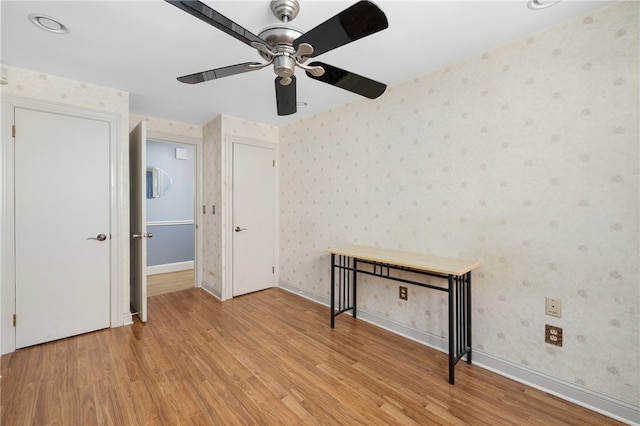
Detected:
[527,0,562,10]
[28,14,69,34]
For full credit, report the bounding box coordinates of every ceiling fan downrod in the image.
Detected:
[270,0,300,23]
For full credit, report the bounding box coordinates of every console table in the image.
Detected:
[326,245,480,384]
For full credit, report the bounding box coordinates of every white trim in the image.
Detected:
[146,131,203,291]
[1,95,125,354]
[473,352,640,425]
[147,261,194,275]
[278,280,640,425]
[223,135,279,301]
[148,220,195,226]
[201,281,222,300]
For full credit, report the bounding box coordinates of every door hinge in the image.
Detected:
[13,314,16,327]
[12,125,16,138]
[272,266,275,274]
[272,160,275,167]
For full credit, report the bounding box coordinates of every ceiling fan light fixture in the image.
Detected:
[274,55,296,79]
[28,13,69,34]
[527,0,562,10]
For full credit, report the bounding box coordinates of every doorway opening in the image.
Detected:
[146,139,197,296]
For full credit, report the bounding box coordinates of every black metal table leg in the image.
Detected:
[352,258,357,318]
[466,271,472,364]
[330,253,335,328]
[448,274,455,384]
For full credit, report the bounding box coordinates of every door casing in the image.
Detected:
[223,135,279,301]
[1,95,124,354]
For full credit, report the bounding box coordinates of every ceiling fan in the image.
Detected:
[166,0,389,116]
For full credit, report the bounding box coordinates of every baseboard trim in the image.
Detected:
[121,312,133,326]
[201,280,222,300]
[147,261,194,276]
[278,280,639,425]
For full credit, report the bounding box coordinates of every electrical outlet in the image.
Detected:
[545,324,563,346]
[399,286,408,300]
[545,297,561,318]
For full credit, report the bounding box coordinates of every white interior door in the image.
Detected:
[14,107,111,348]
[232,142,275,297]
[129,121,148,322]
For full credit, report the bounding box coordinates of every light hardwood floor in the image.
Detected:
[147,269,194,297]
[1,288,622,425]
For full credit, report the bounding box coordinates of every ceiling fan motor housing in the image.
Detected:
[258,24,304,78]
[258,24,303,48]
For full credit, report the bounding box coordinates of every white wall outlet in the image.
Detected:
[545,297,561,318]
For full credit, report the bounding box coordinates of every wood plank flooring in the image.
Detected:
[1,288,622,425]
[147,269,194,297]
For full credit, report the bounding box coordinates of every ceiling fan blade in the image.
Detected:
[275,76,297,116]
[166,1,265,47]
[293,1,388,58]
[177,62,262,84]
[305,62,386,99]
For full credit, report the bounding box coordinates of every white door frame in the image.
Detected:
[1,95,124,354]
[223,135,279,301]
[145,130,203,291]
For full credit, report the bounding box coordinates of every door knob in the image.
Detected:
[87,233,107,241]
[234,226,247,232]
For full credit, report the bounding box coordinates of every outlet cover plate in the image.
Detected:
[545,324,563,346]
[399,286,408,300]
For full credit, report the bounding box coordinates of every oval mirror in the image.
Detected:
[146,166,173,199]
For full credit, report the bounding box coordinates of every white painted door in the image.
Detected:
[14,108,110,348]
[232,142,275,296]
[129,121,148,322]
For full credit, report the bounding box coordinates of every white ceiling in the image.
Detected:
[1,0,612,127]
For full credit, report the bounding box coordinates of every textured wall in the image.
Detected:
[129,113,202,140]
[146,140,195,222]
[202,116,223,296]
[3,66,128,113]
[279,2,638,404]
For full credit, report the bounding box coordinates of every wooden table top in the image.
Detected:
[326,245,480,276]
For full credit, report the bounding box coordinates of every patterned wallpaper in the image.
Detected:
[279,2,638,404]
[1,65,128,114]
[129,113,202,140]
[202,116,223,296]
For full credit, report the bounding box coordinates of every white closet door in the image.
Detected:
[232,142,275,296]
[15,107,111,348]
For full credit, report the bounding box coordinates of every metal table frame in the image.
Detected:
[328,247,478,384]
